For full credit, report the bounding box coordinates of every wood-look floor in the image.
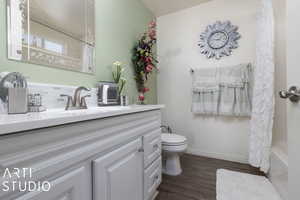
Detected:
[155,154,265,200]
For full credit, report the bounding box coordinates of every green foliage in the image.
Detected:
[112,61,126,95]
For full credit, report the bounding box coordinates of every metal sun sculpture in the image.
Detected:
[198,21,241,60]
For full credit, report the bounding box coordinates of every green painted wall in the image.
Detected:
[0,0,157,104]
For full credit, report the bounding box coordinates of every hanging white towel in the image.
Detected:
[191,68,219,115]
[218,63,252,116]
[191,63,253,117]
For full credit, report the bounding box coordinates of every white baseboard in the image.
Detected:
[187,148,249,164]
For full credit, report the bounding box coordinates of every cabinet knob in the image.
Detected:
[138,148,144,153]
[152,174,159,185]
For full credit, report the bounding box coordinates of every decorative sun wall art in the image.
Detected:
[198,21,241,60]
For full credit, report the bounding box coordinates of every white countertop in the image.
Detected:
[0,105,164,135]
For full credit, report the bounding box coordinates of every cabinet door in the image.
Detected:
[93,138,143,200]
[15,166,90,200]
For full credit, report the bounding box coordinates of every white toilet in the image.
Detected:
[161,133,187,176]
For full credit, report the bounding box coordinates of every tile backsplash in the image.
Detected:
[0,82,98,114]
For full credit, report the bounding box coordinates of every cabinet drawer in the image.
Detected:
[144,157,162,200]
[144,130,161,167]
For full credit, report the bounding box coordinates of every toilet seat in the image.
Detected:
[162,143,188,152]
[162,134,187,146]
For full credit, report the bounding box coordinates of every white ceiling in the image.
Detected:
[141,0,212,17]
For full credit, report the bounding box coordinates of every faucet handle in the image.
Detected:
[60,94,72,97]
[60,94,73,110]
[85,87,91,92]
[80,94,91,109]
[60,94,73,101]
[82,87,91,91]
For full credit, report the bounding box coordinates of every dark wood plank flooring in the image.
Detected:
[155,154,265,200]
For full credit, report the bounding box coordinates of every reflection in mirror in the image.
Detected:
[7,0,95,74]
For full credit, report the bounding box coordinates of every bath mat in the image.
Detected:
[217,169,282,200]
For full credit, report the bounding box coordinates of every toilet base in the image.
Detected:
[162,152,182,176]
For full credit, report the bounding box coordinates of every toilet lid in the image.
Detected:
[161,134,187,145]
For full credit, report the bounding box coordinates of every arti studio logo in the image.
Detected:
[1,168,51,192]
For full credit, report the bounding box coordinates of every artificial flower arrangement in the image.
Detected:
[112,61,127,96]
[132,20,158,104]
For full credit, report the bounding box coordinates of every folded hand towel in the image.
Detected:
[218,63,252,87]
[218,63,252,116]
[192,67,219,92]
[192,68,219,115]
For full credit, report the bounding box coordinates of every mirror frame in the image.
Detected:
[6,0,96,74]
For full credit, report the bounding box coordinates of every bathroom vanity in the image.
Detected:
[0,105,163,200]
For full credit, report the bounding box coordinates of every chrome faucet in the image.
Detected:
[73,86,90,108]
[60,86,91,110]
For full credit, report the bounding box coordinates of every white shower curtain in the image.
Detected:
[249,0,275,173]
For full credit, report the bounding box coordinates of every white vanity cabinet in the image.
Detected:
[0,108,162,200]
[93,138,144,200]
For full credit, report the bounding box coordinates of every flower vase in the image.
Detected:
[138,93,146,105]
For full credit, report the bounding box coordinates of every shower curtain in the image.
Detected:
[249,0,275,173]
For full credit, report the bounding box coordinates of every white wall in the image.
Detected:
[157,0,260,163]
[287,0,300,197]
[272,0,287,155]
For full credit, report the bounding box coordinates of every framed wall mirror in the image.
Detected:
[7,0,95,74]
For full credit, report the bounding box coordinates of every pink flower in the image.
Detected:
[139,94,145,101]
[143,87,150,93]
[148,21,156,29]
[145,57,152,63]
[146,64,153,72]
[148,29,156,40]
